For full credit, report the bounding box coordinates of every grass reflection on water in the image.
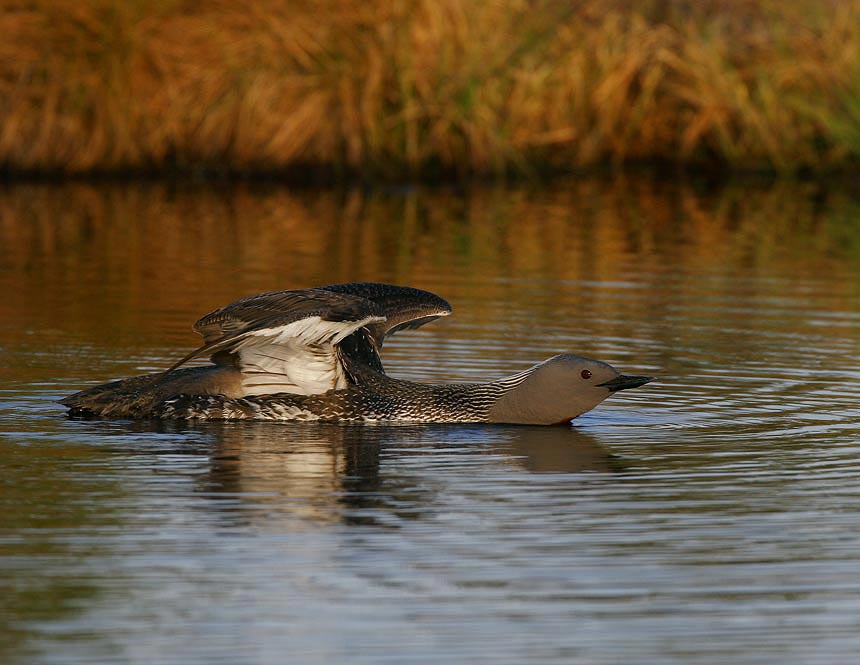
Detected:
[2,177,860,375]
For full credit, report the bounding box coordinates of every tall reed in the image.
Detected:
[1,0,858,177]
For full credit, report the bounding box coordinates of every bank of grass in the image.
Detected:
[1,0,859,178]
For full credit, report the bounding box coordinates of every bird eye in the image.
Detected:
[581,369,592,379]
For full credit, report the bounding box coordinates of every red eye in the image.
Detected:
[581,369,592,379]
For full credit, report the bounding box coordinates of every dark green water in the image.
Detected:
[2,179,860,664]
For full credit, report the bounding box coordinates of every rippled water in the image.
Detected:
[3,179,860,663]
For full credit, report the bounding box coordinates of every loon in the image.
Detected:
[61,282,653,424]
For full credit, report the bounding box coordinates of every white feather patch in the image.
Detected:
[236,315,382,396]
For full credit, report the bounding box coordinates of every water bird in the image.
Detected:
[61,283,653,424]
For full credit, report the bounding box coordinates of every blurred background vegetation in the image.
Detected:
[1,0,859,179]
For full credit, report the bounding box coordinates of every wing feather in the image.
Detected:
[162,283,451,397]
[319,282,451,347]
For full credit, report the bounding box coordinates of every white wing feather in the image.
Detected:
[235,315,382,396]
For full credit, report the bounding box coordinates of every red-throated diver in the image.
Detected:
[61,282,653,424]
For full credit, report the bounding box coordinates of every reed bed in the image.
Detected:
[1,0,859,177]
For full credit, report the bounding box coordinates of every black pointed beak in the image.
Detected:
[598,374,654,392]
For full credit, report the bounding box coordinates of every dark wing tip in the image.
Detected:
[319,282,451,345]
[321,282,451,310]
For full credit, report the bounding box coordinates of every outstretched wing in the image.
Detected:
[167,288,384,396]
[166,283,451,397]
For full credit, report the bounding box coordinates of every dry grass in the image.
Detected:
[1,0,859,177]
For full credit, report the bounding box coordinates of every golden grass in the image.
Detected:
[1,0,860,177]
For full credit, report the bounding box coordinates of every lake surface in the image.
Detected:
[2,178,860,664]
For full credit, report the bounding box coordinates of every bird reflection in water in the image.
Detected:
[497,426,627,473]
[154,422,629,530]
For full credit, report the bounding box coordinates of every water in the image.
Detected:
[2,178,860,664]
